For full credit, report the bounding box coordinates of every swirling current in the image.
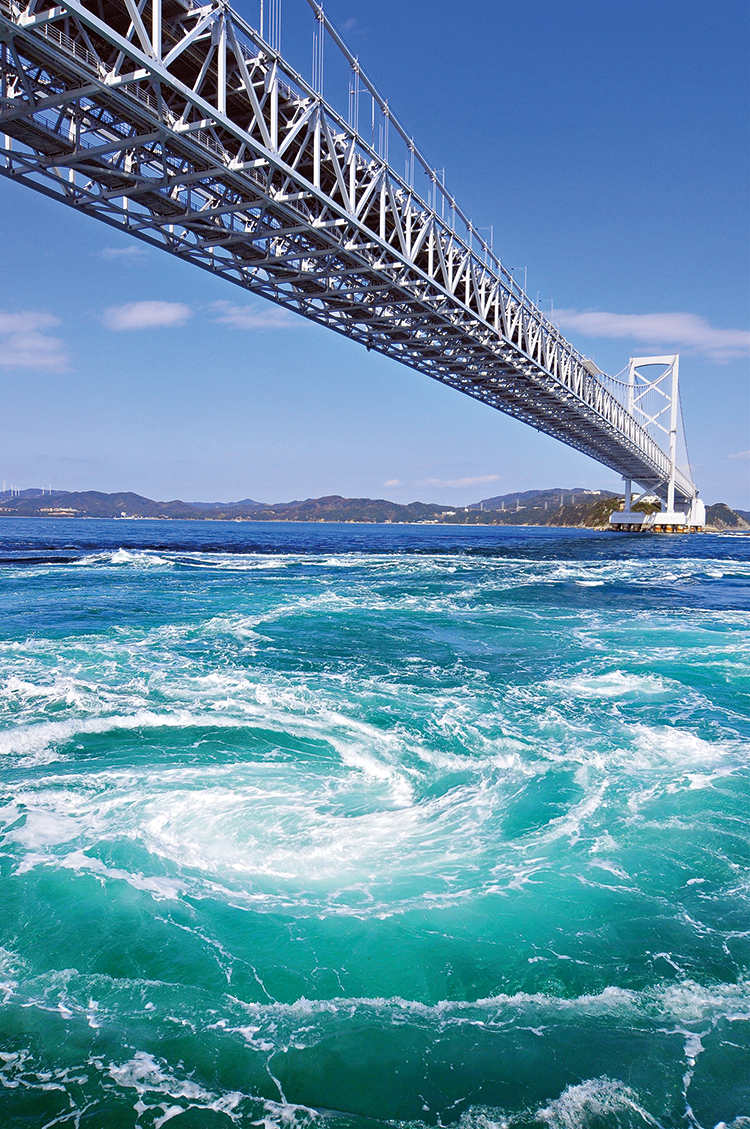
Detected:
[0,518,748,1128]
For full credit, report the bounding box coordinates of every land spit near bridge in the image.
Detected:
[1,489,748,531]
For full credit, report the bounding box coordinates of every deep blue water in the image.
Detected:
[0,519,748,1127]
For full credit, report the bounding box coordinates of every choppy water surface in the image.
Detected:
[0,519,748,1128]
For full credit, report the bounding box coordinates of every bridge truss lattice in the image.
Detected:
[0,0,698,505]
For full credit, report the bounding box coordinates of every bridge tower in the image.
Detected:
[609,356,705,532]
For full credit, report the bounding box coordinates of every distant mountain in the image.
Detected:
[184,498,264,511]
[0,490,450,523]
[0,489,746,530]
[705,504,750,531]
[469,488,619,513]
[0,491,202,519]
[0,488,627,527]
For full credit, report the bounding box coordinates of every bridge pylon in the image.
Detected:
[609,356,705,532]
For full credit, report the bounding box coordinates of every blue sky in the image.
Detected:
[1,0,748,507]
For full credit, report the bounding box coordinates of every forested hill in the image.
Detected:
[0,489,747,529]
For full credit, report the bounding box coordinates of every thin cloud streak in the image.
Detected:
[0,310,70,371]
[100,245,148,261]
[103,301,192,330]
[420,474,500,488]
[211,301,297,330]
[728,450,750,460]
[554,309,750,362]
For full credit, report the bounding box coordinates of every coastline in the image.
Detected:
[1,490,747,531]
[0,513,744,533]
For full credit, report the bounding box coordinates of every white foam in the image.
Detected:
[109,1051,209,1100]
[215,975,750,1043]
[685,767,736,790]
[547,670,673,699]
[632,724,734,767]
[535,1075,659,1128]
[4,675,89,707]
[0,709,252,759]
[657,978,750,1024]
[0,946,20,1004]
[102,1050,313,1127]
[456,1109,507,1129]
[1,753,460,908]
[56,850,186,900]
[5,807,82,849]
[99,549,170,567]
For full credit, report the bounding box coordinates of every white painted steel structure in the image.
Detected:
[0,0,701,511]
[609,355,704,530]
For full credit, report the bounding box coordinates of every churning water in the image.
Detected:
[0,518,748,1127]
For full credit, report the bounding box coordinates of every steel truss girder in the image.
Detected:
[0,0,697,503]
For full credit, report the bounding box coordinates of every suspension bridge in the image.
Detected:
[0,0,705,529]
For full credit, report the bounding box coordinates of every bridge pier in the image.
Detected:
[609,501,706,533]
[609,357,704,532]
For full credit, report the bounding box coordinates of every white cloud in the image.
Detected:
[211,301,297,330]
[100,245,148,261]
[383,478,400,487]
[554,309,750,362]
[728,450,750,460]
[0,310,70,371]
[420,474,500,488]
[103,301,192,330]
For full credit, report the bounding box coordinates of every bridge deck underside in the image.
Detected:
[0,0,696,504]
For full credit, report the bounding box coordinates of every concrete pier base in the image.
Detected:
[609,505,705,533]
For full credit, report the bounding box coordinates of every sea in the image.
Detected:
[0,517,748,1129]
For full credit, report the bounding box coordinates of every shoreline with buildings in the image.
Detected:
[0,488,747,531]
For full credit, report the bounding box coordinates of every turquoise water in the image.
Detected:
[0,519,748,1127]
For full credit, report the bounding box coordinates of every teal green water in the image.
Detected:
[0,520,749,1127]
